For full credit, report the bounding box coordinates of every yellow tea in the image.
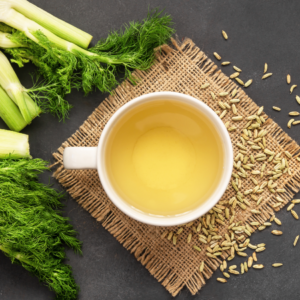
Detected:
[105,100,224,216]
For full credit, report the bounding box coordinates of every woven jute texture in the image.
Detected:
[53,38,300,296]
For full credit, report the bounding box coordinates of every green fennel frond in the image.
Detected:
[2,9,174,96]
[0,158,82,300]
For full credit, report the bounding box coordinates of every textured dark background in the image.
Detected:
[1,0,300,299]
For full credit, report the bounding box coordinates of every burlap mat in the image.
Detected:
[53,38,300,296]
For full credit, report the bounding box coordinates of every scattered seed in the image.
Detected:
[229,265,237,270]
[293,121,300,125]
[289,111,300,116]
[173,235,177,245]
[291,85,297,94]
[291,210,299,220]
[228,269,240,275]
[222,61,230,66]
[217,278,227,283]
[167,232,173,240]
[273,106,281,111]
[287,203,295,211]
[274,218,282,225]
[199,261,205,273]
[264,63,268,73]
[201,83,210,89]
[248,256,253,268]
[193,245,202,252]
[219,92,229,97]
[256,247,266,252]
[232,88,237,97]
[287,74,291,84]
[244,79,253,87]
[214,52,221,60]
[233,66,242,72]
[294,235,299,246]
[253,252,257,262]
[272,230,283,236]
[288,119,294,128]
[243,261,248,273]
[230,72,240,79]
[235,78,244,85]
[210,92,216,100]
[241,263,244,274]
[253,264,264,269]
[187,233,192,243]
[272,263,283,267]
[220,110,227,119]
[223,272,230,278]
[292,199,300,204]
[296,95,300,105]
[222,30,228,40]
[232,116,243,121]
[262,73,272,79]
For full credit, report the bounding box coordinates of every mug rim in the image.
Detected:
[98,92,233,226]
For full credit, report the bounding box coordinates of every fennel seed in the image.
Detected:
[273,106,281,111]
[244,79,253,87]
[272,263,283,267]
[253,264,264,269]
[272,230,283,236]
[241,263,244,274]
[232,88,237,97]
[287,74,291,84]
[290,84,297,94]
[262,73,272,79]
[230,72,240,79]
[288,119,294,128]
[264,63,268,73]
[291,210,299,220]
[289,111,300,116]
[233,66,242,72]
[253,252,257,262]
[199,261,204,272]
[222,61,230,66]
[222,30,228,39]
[219,92,229,97]
[201,83,210,89]
[214,52,221,60]
[217,278,227,283]
[235,78,244,85]
[294,235,299,246]
[248,256,253,268]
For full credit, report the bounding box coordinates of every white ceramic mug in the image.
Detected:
[63,92,233,226]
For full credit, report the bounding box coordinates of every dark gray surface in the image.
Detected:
[1,0,300,299]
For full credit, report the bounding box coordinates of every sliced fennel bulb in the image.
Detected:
[2,0,92,49]
[0,50,41,124]
[0,86,27,131]
[0,129,31,159]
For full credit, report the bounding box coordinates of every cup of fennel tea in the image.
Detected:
[63,92,233,226]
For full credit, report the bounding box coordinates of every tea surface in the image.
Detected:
[105,100,224,216]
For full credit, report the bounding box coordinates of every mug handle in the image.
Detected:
[63,147,98,169]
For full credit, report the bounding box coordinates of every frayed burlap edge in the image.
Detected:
[53,38,300,296]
